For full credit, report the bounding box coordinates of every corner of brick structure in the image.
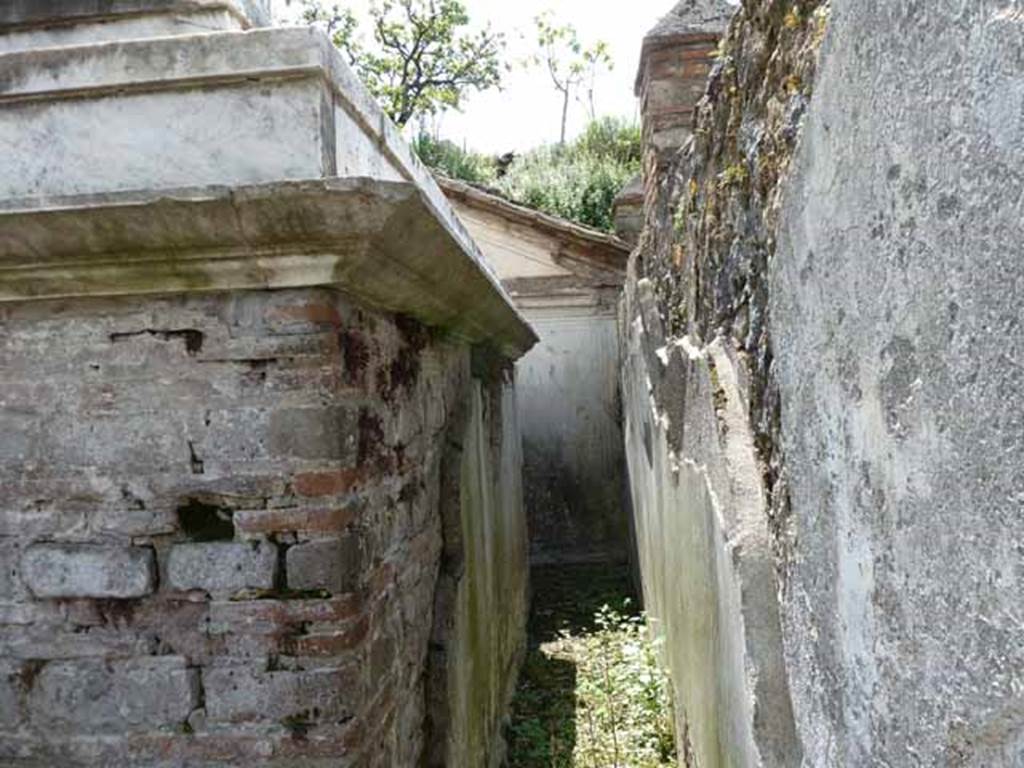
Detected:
[0,3,533,765]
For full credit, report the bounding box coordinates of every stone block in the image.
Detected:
[166,541,277,596]
[204,665,362,724]
[207,596,362,635]
[20,544,155,599]
[27,657,199,733]
[293,468,365,498]
[268,406,360,462]
[286,536,364,595]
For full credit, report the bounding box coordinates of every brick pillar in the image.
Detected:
[634,2,735,205]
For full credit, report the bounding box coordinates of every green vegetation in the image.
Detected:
[294,0,504,127]
[508,565,677,768]
[497,118,641,233]
[415,117,641,232]
[411,134,498,186]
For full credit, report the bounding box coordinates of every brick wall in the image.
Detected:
[0,286,524,766]
[636,34,719,208]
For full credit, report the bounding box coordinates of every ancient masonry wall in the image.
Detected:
[625,0,1024,765]
[0,287,526,766]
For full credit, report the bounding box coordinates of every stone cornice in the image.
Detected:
[0,26,536,358]
[0,178,539,358]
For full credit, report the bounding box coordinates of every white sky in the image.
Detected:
[272,0,675,153]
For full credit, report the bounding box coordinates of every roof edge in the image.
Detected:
[0,177,539,359]
[438,177,631,274]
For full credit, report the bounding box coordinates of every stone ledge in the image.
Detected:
[0,0,270,30]
[0,178,537,358]
[0,26,531,358]
[0,27,324,103]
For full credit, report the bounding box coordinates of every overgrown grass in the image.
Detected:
[411,133,497,186]
[507,565,676,768]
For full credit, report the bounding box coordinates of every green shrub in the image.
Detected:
[496,117,641,232]
[413,117,642,232]
[411,133,496,186]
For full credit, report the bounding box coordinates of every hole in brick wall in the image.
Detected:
[109,328,205,355]
[177,498,235,541]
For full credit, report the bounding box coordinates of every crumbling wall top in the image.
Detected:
[644,0,738,40]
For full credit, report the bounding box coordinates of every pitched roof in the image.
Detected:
[646,0,738,40]
[635,0,737,93]
[437,177,632,276]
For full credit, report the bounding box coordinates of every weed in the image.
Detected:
[508,567,676,767]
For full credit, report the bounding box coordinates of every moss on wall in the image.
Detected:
[639,0,830,582]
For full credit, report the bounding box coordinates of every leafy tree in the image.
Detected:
[530,14,613,144]
[294,0,504,127]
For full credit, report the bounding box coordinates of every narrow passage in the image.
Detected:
[507,564,677,767]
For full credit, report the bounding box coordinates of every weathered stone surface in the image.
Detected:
[203,665,362,724]
[771,3,1024,765]
[0,0,271,28]
[286,536,364,595]
[0,24,535,358]
[166,542,277,596]
[0,1,271,55]
[626,0,1024,765]
[27,657,199,732]
[268,406,360,463]
[0,285,528,764]
[21,544,156,599]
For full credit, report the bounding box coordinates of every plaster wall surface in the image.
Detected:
[448,196,632,564]
[518,304,629,564]
[621,280,799,767]
[771,3,1024,764]
[623,0,1024,765]
[429,377,529,767]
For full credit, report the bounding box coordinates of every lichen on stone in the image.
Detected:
[639,0,831,582]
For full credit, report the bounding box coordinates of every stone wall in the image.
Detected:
[426,372,529,767]
[773,3,1024,764]
[442,182,633,566]
[516,304,629,565]
[0,287,526,766]
[625,0,1024,765]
